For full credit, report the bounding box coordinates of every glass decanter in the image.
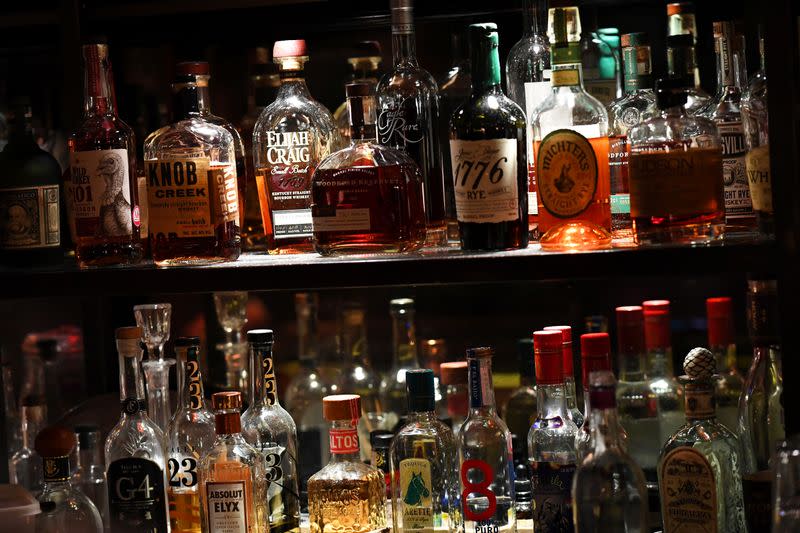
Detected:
[213,291,250,401]
[380,298,421,423]
[134,302,175,435]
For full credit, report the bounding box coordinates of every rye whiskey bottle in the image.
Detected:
[67,43,142,267]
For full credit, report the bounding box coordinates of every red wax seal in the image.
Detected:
[616,306,645,354]
[644,310,671,351]
[706,297,734,347]
[534,330,564,385]
[273,39,307,59]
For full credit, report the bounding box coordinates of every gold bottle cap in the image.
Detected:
[212,391,242,411]
[115,326,143,340]
[323,394,361,421]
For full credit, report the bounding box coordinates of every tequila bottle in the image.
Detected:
[502,338,537,454]
[458,347,516,533]
[380,298,421,423]
[705,297,744,434]
[528,331,578,533]
[241,330,301,533]
[666,34,711,116]
[9,400,46,493]
[574,333,617,463]
[105,326,169,533]
[543,325,582,426]
[440,361,469,435]
[74,425,109,531]
[308,394,388,533]
[658,348,747,532]
[390,369,459,533]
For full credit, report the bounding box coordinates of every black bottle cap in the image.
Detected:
[406,369,435,412]
[36,339,58,362]
[655,78,689,110]
[175,336,201,347]
[346,82,373,98]
[247,329,274,344]
[74,424,101,448]
[516,338,535,380]
[667,34,694,49]
[370,430,394,449]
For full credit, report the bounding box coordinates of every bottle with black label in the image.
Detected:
[104,326,169,533]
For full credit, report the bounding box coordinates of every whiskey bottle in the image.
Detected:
[142,62,241,266]
[253,39,338,253]
[333,41,384,145]
[666,34,711,116]
[543,325,582,426]
[307,394,388,533]
[67,43,142,267]
[380,298,421,423]
[502,338,537,452]
[439,361,468,435]
[574,333,617,463]
[450,23,528,251]
[705,297,744,435]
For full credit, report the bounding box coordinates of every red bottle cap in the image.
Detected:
[543,325,574,378]
[273,39,307,59]
[642,300,670,314]
[35,425,76,458]
[706,297,734,347]
[323,394,361,421]
[440,361,468,385]
[580,333,612,390]
[534,330,564,385]
[176,61,210,76]
[644,310,671,350]
[616,306,645,354]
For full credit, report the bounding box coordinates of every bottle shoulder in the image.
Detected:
[531,88,609,137]
[452,92,526,131]
[105,414,167,463]
[315,141,423,175]
[256,94,336,134]
[378,64,439,95]
[309,459,383,482]
[241,404,298,440]
[629,110,722,148]
[143,117,235,158]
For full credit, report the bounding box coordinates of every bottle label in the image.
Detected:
[373,447,392,490]
[530,461,575,533]
[461,459,498,526]
[378,96,425,147]
[186,347,204,409]
[745,144,772,213]
[329,428,360,455]
[622,46,652,92]
[107,457,169,533]
[67,149,134,239]
[205,481,249,533]
[400,458,434,532]
[684,385,715,419]
[536,129,598,219]
[449,138,520,224]
[168,454,199,489]
[260,354,278,406]
[468,359,493,408]
[660,447,718,533]
[717,122,754,219]
[551,69,580,88]
[609,134,630,216]
[42,455,70,482]
[146,157,239,238]
[0,185,60,249]
[742,471,772,532]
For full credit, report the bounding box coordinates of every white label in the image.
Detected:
[527,191,538,216]
[273,208,313,239]
[312,208,370,232]
[450,139,519,224]
[206,481,248,533]
[717,121,754,219]
[524,80,551,219]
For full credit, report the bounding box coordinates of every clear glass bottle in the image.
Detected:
[370,430,394,499]
[253,39,338,253]
[705,297,744,434]
[390,369,459,533]
[105,326,169,533]
[381,298,421,424]
[166,337,216,533]
[240,330,301,533]
[377,0,446,247]
[666,34,711,116]
[200,392,264,533]
[502,338,537,453]
[9,400,46,493]
[574,333,618,463]
[439,361,469,435]
[213,292,250,402]
[74,425,109,531]
[3,364,22,461]
[308,394,388,533]
[35,425,103,533]
[142,63,241,266]
[528,331,578,532]
[572,371,648,532]
[333,41,384,145]
[419,339,448,420]
[458,347,516,533]
[543,325,582,426]
[658,347,747,532]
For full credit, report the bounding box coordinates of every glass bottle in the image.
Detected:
[134,302,175,435]
[142,62,241,266]
[9,400,46,493]
[502,338,537,454]
[666,34,711,116]
[574,333,618,463]
[253,39,338,253]
[458,347,516,533]
[200,392,264,533]
[450,23,529,251]
[628,78,725,244]
[543,325,582,426]
[35,425,103,533]
[528,331,578,532]
[370,430,394,499]
[658,348,747,532]
[439,361,469,435]
[532,6,612,251]
[579,9,620,108]
[666,3,698,79]
[104,326,169,533]
[2,364,22,458]
[66,43,142,267]
[377,0,446,247]
[333,41,384,145]
[705,297,744,434]
[390,369,459,533]
[213,291,250,402]
[307,394,388,533]
[166,337,216,533]
[74,425,109,531]
[419,339,448,420]
[381,298,421,424]
[572,371,648,532]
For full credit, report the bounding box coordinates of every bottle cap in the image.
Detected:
[323,394,362,421]
[580,333,612,390]
[35,425,76,458]
[346,82,373,97]
[621,32,648,47]
[683,347,715,380]
[370,430,394,449]
[247,329,274,344]
[390,298,415,313]
[466,346,494,359]
[74,424,100,449]
[406,369,435,412]
[212,391,242,411]
[440,361,468,385]
[175,336,201,347]
[115,326,143,340]
[616,306,645,354]
[543,325,574,378]
[706,297,734,347]
[176,61,210,76]
[273,39,307,59]
[533,330,563,385]
[516,338,535,380]
[643,309,671,350]
[667,2,694,16]
[643,300,671,313]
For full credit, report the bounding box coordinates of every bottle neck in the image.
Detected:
[278,71,312,100]
[215,408,242,435]
[667,45,700,89]
[117,340,146,404]
[470,34,502,93]
[589,404,625,450]
[619,349,646,381]
[251,342,280,407]
[79,445,102,471]
[391,7,418,65]
[536,382,568,420]
[348,94,378,144]
[409,410,437,424]
[391,310,418,369]
[328,419,362,463]
[20,405,46,449]
[622,46,653,94]
[714,33,746,91]
[684,381,716,421]
[172,83,211,121]
[468,356,496,413]
[340,315,369,366]
[522,0,546,37]
[712,344,737,374]
[82,45,116,116]
[176,346,207,411]
[646,347,674,378]
[41,455,72,486]
[7,109,37,147]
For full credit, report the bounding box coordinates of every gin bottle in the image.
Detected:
[241,329,301,533]
[543,325,582,426]
[705,297,744,434]
[74,425,109,530]
[502,338,537,453]
[458,347,516,533]
[380,298,421,423]
[390,369,459,533]
[658,348,747,533]
[574,333,617,463]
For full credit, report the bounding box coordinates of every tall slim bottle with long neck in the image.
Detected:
[9,400,46,493]
[706,297,744,434]
[574,333,617,463]
[543,325,582,426]
[381,298,420,424]
[458,347,516,533]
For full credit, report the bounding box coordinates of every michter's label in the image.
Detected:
[746,144,772,213]
[329,428,359,455]
[400,458,434,532]
[67,148,133,239]
[717,122,754,219]
[205,481,249,533]
[107,457,169,532]
[660,447,718,533]
[42,455,70,482]
[536,129,598,219]
[530,461,575,533]
[0,185,60,249]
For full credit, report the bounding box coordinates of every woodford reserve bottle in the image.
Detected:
[143,62,241,266]
[67,42,143,267]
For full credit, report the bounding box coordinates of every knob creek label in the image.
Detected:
[536,129,598,219]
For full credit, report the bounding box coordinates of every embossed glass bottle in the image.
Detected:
[543,325,582,426]
[574,333,616,463]
[705,297,744,434]
[241,329,301,533]
[380,298,421,425]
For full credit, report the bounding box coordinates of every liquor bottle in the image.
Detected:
[370,430,394,498]
[0,100,62,265]
[308,394,388,533]
[705,297,744,434]
[607,32,656,240]
[502,338,537,451]
[254,39,338,254]
[580,9,620,107]
[66,43,142,267]
[200,392,264,533]
[439,361,469,435]
[310,83,426,255]
[142,62,241,266]
[450,23,528,251]
[458,347,516,533]
[703,21,756,230]
[105,326,169,533]
[658,348,747,532]
[666,2,700,88]
[2,364,22,458]
[333,41,384,145]
[572,371,648,532]
[543,325,583,426]
[34,425,103,533]
[531,6,612,251]
[74,425,110,530]
[666,35,711,116]
[528,331,578,532]
[377,0,446,246]
[390,369,459,533]
[419,338,448,419]
[380,298,421,422]
[166,337,216,533]
[739,279,784,531]
[574,333,616,463]
[628,78,725,244]
[240,329,301,533]
[9,400,46,493]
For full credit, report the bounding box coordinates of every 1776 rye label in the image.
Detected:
[400,458,434,533]
[530,461,576,533]
[660,447,718,533]
[205,481,250,533]
[107,458,169,533]
[536,129,598,219]
[0,185,60,249]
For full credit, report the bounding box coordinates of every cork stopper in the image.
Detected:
[683,348,715,380]
[212,391,242,411]
[35,426,76,458]
[116,326,143,340]
[323,394,361,421]
[440,361,468,385]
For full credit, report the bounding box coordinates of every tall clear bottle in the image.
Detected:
[574,333,616,463]
[241,329,301,533]
[74,425,109,531]
[543,325,582,426]
[528,330,578,533]
[502,338,537,455]
[9,400,46,493]
[705,297,744,434]
[105,326,169,533]
[380,298,420,425]
[458,347,516,533]
[166,337,216,533]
